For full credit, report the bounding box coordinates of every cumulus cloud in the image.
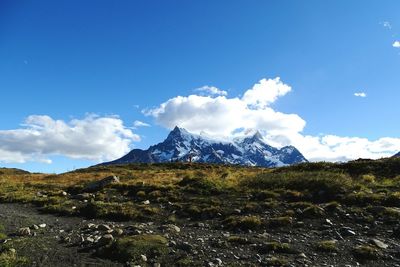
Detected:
[133,120,151,128]
[0,115,140,163]
[242,78,291,108]
[146,77,400,162]
[354,92,367,97]
[393,41,400,48]
[146,78,305,137]
[195,86,228,96]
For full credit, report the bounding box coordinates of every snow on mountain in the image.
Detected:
[102,126,308,167]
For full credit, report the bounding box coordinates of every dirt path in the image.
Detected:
[0,203,122,267]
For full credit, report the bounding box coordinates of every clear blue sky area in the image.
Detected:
[1,1,400,172]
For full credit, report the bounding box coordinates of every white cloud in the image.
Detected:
[354,92,367,97]
[133,120,151,127]
[242,78,291,108]
[194,86,227,96]
[382,21,392,29]
[0,115,140,163]
[146,78,305,137]
[146,77,400,162]
[393,41,400,48]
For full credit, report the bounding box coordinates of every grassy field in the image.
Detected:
[2,158,400,265]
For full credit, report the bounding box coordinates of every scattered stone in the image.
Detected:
[86,223,96,229]
[297,252,307,258]
[32,224,39,230]
[113,228,124,236]
[84,175,120,192]
[98,234,114,246]
[370,238,388,249]
[39,223,46,228]
[141,254,147,262]
[213,258,223,266]
[176,242,193,252]
[340,227,356,237]
[161,224,180,233]
[97,224,111,231]
[73,193,92,201]
[18,227,31,236]
[142,200,150,205]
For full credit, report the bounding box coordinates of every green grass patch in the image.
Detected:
[258,242,296,254]
[222,215,262,231]
[315,240,338,252]
[242,171,352,202]
[353,245,381,261]
[98,234,168,263]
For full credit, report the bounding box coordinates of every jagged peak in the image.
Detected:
[234,129,265,144]
[166,126,191,139]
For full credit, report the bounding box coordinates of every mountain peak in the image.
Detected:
[102,126,308,167]
[167,126,190,139]
[252,130,263,140]
[238,129,264,143]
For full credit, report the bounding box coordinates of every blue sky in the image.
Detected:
[1,0,400,173]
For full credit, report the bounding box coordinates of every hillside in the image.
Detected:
[2,159,400,266]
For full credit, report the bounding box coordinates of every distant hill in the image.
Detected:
[101,126,308,167]
[393,152,400,158]
[0,167,30,175]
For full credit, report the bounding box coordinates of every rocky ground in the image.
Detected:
[2,199,400,267]
[3,161,400,266]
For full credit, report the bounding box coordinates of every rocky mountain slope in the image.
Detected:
[103,126,307,167]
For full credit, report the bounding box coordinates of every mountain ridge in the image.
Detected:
[102,126,308,167]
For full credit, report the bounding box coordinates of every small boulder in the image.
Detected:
[113,228,124,236]
[370,238,388,249]
[98,234,114,246]
[86,223,97,229]
[18,227,31,236]
[84,175,120,192]
[160,224,181,233]
[97,224,112,231]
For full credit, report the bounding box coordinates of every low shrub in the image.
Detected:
[353,245,381,261]
[258,242,296,254]
[98,235,168,263]
[79,201,140,220]
[268,216,293,228]
[241,171,352,202]
[315,240,338,252]
[222,215,262,231]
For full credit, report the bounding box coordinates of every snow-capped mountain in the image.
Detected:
[102,126,308,167]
